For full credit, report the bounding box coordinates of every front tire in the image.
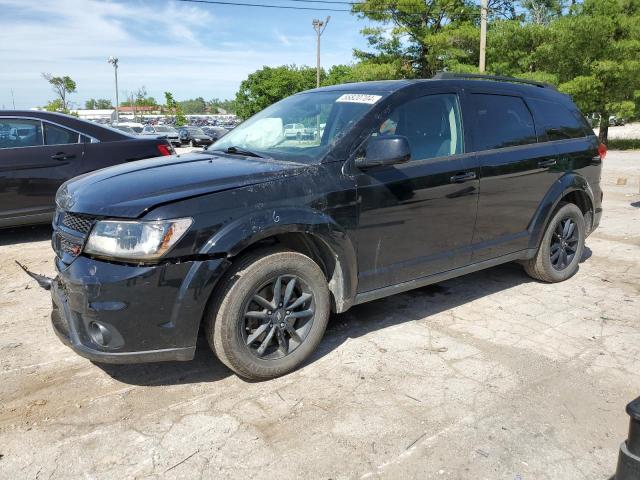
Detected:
[524,202,585,282]
[204,247,330,380]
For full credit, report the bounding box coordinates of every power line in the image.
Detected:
[176,0,494,14]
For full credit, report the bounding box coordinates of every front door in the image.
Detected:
[353,92,479,293]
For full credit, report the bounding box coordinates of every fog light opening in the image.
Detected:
[88,321,112,347]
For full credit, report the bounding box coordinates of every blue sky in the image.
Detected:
[0,0,372,109]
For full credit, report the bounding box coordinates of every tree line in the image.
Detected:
[234,0,640,143]
[39,0,640,143]
[41,76,236,120]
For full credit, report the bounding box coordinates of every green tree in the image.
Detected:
[42,73,77,111]
[164,91,187,126]
[85,98,113,109]
[120,86,157,108]
[179,97,207,115]
[350,0,517,78]
[207,98,237,114]
[532,0,640,142]
[234,65,318,119]
[44,98,65,113]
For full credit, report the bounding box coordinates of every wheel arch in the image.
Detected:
[200,207,358,313]
[528,172,595,251]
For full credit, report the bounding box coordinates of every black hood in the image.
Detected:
[58,152,309,218]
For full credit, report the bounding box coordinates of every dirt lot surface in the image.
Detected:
[1,151,639,480]
[594,121,640,140]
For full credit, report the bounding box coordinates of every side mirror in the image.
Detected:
[355,135,411,169]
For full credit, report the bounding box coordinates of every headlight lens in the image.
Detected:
[84,218,192,261]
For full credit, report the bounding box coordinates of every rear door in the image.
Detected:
[354,89,480,292]
[468,92,561,262]
[0,117,84,223]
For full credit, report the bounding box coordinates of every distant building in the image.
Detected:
[72,109,116,122]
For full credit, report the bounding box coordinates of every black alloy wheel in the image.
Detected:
[550,217,579,270]
[241,275,315,360]
[523,201,585,283]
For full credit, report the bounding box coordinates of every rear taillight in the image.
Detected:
[157,144,173,156]
[598,143,607,160]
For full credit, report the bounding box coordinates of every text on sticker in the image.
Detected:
[336,94,382,104]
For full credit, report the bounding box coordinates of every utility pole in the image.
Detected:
[108,56,119,123]
[10,89,15,109]
[479,0,488,73]
[312,16,330,88]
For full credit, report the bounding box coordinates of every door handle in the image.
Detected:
[538,159,557,168]
[51,152,76,161]
[450,171,476,183]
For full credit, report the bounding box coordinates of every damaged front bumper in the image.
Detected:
[48,255,229,364]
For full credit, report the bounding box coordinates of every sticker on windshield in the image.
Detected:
[336,94,382,104]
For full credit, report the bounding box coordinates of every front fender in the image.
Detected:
[199,207,358,312]
[528,172,594,251]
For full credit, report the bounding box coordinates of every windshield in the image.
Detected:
[155,126,174,133]
[212,91,383,163]
[189,128,205,135]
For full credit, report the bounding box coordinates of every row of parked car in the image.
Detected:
[111,123,229,147]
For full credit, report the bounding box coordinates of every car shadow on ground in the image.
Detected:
[95,337,232,386]
[0,224,52,245]
[94,247,594,386]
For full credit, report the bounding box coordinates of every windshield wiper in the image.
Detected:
[213,146,264,158]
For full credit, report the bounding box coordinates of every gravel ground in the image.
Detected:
[0,151,639,480]
[594,122,640,140]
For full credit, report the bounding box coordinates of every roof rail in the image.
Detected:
[432,72,557,90]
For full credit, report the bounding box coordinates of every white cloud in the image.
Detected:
[274,28,291,46]
[0,0,362,108]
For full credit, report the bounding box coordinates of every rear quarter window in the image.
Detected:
[527,97,589,141]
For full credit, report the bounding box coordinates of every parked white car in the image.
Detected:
[283,123,306,139]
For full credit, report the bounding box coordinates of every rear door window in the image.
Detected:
[470,94,537,151]
[527,98,588,140]
[0,119,43,149]
[375,93,464,160]
[43,123,80,145]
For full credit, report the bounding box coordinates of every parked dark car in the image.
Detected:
[44,74,603,380]
[111,125,137,135]
[140,125,181,147]
[202,126,228,142]
[178,127,213,147]
[0,111,174,228]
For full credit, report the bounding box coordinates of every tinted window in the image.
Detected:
[0,119,43,149]
[44,123,79,145]
[527,98,588,140]
[471,94,536,151]
[376,94,464,160]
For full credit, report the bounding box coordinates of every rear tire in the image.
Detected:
[523,202,585,282]
[204,247,330,380]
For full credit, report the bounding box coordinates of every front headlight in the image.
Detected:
[84,218,192,261]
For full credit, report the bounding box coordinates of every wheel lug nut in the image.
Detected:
[267,311,272,315]
[286,311,290,315]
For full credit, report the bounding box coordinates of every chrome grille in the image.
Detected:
[61,212,94,234]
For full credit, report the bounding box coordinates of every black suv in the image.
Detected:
[47,74,603,379]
